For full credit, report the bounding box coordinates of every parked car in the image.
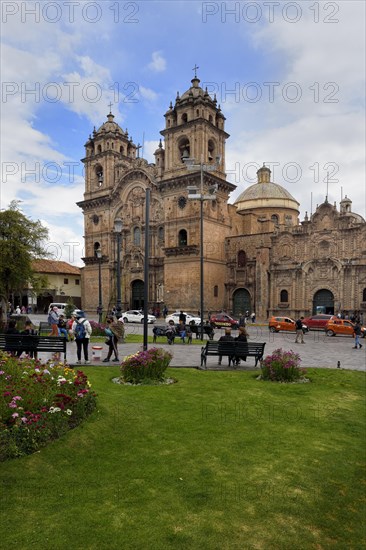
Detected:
[209,313,239,329]
[325,318,366,337]
[165,312,202,325]
[268,316,309,333]
[302,314,333,330]
[122,310,156,324]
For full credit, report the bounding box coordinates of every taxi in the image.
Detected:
[268,316,308,333]
[209,313,239,329]
[325,318,366,337]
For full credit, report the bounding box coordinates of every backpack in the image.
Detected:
[75,319,86,340]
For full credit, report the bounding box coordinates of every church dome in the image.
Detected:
[235,165,299,214]
[95,113,126,137]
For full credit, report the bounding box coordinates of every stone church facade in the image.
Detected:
[77,76,366,320]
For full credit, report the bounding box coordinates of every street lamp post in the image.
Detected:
[114,218,123,319]
[184,154,220,339]
[95,248,103,324]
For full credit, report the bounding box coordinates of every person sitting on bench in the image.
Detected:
[218,328,235,365]
[166,320,176,345]
[234,325,249,366]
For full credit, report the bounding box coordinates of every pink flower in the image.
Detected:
[12,412,19,418]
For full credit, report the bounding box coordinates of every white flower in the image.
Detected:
[48,406,61,414]
[66,409,73,416]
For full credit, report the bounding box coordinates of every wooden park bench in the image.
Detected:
[200,341,266,369]
[189,323,215,340]
[152,325,192,344]
[0,334,67,361]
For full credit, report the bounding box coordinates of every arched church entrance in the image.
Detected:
[232,288,251,317]
[313,289,334,314]
[131,280,144,310]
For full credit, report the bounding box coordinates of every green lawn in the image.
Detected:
[1,368,365,549]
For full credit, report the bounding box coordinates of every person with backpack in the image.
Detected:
[71,311,92,364]
[295,317,305,344]
[353,321,363,349]
[102,316,124,363]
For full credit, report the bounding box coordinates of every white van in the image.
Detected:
[48,303,68,316]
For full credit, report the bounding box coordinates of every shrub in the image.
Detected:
[120,347,172,384]
[0,352,97,461]
[260,348,305,382]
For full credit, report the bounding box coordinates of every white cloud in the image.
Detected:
[139,86,158,102]
[148,51,167,72]
[225,1,366,220]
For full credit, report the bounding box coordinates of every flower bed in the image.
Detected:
[260,348,307,382]
[0,352,97,461]
[120,347,172,384]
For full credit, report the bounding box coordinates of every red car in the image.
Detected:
[210,313,239,329]
[302,314,333,330]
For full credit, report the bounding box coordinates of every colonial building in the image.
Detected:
[78,76,366,320]
[23,260,81,312]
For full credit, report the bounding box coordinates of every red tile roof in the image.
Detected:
[32,259,81,275]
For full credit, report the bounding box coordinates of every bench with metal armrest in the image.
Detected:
[201,341,265,368]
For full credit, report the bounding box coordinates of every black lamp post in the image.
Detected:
[185,155,220,339]
[114,218,123,319]
[95,248,103,324]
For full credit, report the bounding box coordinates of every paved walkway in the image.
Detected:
[36,325,365,371]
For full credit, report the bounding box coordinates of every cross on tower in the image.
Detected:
[136,143,142,158]
[108,101,113,113]
[192,64,199,78]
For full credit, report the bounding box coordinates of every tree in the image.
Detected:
[0,201,50,321]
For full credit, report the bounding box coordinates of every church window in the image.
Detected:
[196,109,199,116]
[209,115,213,124]
[178,229,187,246]
[214,285,218,297]
[133,227,141,246]
[237,250,246,267]
[178,137,190,162]
[280,289,288,302]
[271,214,279,224]
[208,139,215,161]
[158,227,164,241]
[95,165,103,186]
[112,142,114,149]
[181,113,188,123]
[363,288,366,301]
[285,215,292,225]
[120,146,124,154]
[178,196,187,209]
[97,144,102,153]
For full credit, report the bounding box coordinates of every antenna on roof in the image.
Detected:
[310,192,313,216]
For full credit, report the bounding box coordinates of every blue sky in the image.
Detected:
[1,0,365,266]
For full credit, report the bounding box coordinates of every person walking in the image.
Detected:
[295,316,305,344]
[72,311,92,364]
[251,312,256,323]
[48,306,60,337]
[238,313,246,327]
[179,310,186,324]
[353,321,363,349]
[103,316,124,362]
